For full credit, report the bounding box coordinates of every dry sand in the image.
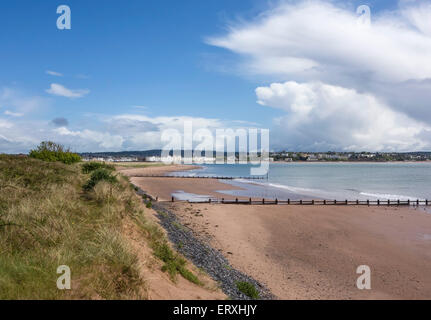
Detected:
[171,203,431,299]
[117,164,201,176]
[124,164,431,299]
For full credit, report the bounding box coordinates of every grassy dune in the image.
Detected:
[0,155,200,299]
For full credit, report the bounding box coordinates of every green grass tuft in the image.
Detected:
[83,168,118,191]
[236,281,260,299]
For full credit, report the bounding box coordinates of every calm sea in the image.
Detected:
[171,162,431,201]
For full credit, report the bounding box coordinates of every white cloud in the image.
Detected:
[54,127,124,150]
[257,81,431,152]
[0,118,13,129]
[208,0,431,83]
[0,87,48,114]
[4,110,24,117]
[0,112,250,153]
[46,83,90,98]
[132,105,148,110]
[46,70,63,77]
[207,0,431,150]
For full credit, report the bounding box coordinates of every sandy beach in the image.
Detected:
[119,164,250,201]
[124,164,431,299]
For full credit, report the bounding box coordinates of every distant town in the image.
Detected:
[80,150,431,163]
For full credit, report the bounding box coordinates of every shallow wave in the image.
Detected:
[359,192,421,201]
[233,179,325,196]
[233,179,424,201]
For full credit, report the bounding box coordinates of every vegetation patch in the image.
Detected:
[0,154,204,299]
[236,281,260,299]
[130,210,202,286]
[81,162,115,174]
[153,243,202,286]
[0,155,144,299]
[29,141,81,164]
[83,168,118,191]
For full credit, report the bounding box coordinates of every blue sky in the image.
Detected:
[1,0,430,153]
[0,0,264,120]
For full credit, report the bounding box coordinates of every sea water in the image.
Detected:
[171,162,431,201]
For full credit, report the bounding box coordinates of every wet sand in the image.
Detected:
[123,164,431,299]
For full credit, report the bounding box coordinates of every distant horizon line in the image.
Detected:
[76,150,431,155]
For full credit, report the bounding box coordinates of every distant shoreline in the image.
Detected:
[271,160,431,164]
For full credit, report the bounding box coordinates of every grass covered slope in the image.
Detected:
[0,155,144,299]
[0,155,216,300]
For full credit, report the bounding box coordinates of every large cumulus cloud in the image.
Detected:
[256,81,431,151]
[208,0,431,151]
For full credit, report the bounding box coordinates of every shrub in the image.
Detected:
[153,242,201,285]
[83,168,117,191]
[236,281,260,299]
[81,162,115,174]
[29,141,81,164]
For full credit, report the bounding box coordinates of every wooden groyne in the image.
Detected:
[168,197,430,206]
[131,174,266,180]
[134,186,429,207]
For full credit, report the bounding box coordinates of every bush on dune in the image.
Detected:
[81,162,115,174]
[83,168,118,191]
[29,141,81,164]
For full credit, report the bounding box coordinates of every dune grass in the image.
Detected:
[0,154,203,299]
[0,155,143,299]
